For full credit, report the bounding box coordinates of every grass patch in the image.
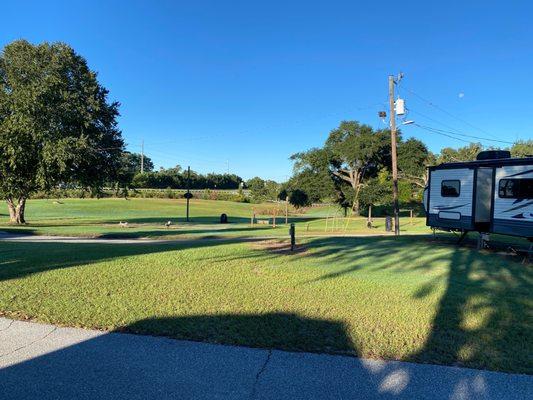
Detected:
[0,235,530,374]
[0,198,431,239]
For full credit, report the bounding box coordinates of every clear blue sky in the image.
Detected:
[2,1,532,180]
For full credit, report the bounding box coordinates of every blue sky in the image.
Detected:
[2,1,532,180]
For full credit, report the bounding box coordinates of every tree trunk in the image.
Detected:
[351,171,361,216]
[352,197,360,215]
[7,197,26,224]
[332,168,362,215]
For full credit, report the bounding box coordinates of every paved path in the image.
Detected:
[0,230,417,245]
[0,318,531,399]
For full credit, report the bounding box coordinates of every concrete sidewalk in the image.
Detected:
[0,318,531,399]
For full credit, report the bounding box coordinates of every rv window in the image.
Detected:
[498,179,533,199]
[441,180,460,197]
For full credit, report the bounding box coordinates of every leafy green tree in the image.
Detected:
[288,121,392,214]
[246,177,279,202]
[246,177,266,201]
[128,152,154,173]
[325,121,391,214]
[510,140,533,158]
[289,148,336,203]
[358,177,391,214]
[288,189,310,209]
[437,143,483,164]
[397,138,432,188]
[0,40,123,223]
[264,180,281,200]
[114,152,154,194]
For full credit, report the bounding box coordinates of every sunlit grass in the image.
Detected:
[0,198,431,238]
[0,236,530,373]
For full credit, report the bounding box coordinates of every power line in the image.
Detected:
[141,103,384,147]
[413,123,514,145]
[411,123,473,144]
[407,108,470,135]
[399,83,502,140]
[394,95,515,145]
[412,123,478,144]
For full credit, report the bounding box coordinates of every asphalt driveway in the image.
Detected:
[0,318,531,399]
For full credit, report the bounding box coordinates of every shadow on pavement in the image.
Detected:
[2,314,530,400]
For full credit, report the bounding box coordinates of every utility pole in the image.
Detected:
[140,139,144,174]
[388,75,400,236]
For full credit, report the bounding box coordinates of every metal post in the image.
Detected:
[389,75,400,236]
[186,166,190,222]
[290,223,295,251]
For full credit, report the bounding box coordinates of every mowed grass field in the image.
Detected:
[0,198,430,238]
[0,198,531,374]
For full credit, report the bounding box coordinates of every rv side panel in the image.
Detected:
[492,165,533,238]
[427,168,475,230]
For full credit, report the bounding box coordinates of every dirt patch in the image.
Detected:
[251,239,307,255]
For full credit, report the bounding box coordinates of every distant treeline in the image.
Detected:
[115,157,244,190]
[32,187,250,202]
[131,170,244,190]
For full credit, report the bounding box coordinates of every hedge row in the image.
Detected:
[30,188,250,203]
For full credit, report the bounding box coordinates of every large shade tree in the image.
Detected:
[0,40,124,223]
[288,147,335,203]
[397,138,434,188]
[325,121,391,214]
[289,122,391,214]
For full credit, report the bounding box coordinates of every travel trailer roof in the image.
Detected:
[429,157,533,171]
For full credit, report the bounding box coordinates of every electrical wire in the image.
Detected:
[411,123,477,144]
[140,103,384,147]
[413,123,513,145]
[399,83,501,140]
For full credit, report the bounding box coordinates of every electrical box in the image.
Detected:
[395,98,405,115]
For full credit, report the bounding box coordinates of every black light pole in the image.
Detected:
[186,166,190,222]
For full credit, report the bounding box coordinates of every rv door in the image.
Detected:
[474,167,493,230]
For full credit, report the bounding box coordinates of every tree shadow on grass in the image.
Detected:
[240,235,533,374]
[0,237,264,283]
[0,233,531,379]
[408,243,532,374]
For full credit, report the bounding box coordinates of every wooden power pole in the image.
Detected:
[388,75,400,236]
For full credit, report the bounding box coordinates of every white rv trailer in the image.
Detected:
[424,151,533,240]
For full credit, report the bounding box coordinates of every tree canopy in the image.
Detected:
[0,40,124,223]
[246,177,280,202]
[510,140,533,158]
[397,138,433,188]
[289,121,392,214]
[131,166,243,190]
[436,143,483,164]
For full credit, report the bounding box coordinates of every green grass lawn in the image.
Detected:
[0,198,430,238]
[0,235,530,374]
